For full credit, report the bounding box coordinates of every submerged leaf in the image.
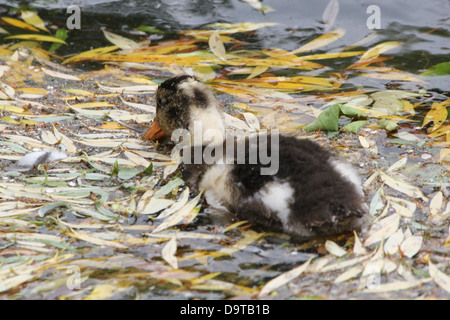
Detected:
[208,30,227,61]
[258,257,313,297]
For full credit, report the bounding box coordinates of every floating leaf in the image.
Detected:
[365,213,400,246]
[102,29,140,50]
[5,34,67,44]
[42,67,81,81]
[38,201,72,217]
[258,257,313,297]
[1,17,39,32]
[289,29,345,55]
[400,236,422,258]
[429,261,450,294]
[322,0,339,31]
[161,237,178,269]
[378,120,398,131]
[341,120,368,133]
[359,41,402,61]
[429,191,443,216]
[152,193,202,233]
[421,61,450,76]
[423,101,448,132]
[21,11,49,33]
[49,28,67,52]
[379,170,427,201]
[325,240,347,257]
[208,30,227,61]
[334,265,363,284]
[303,104,340,131]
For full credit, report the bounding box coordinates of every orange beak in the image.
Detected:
[142,117,166,140]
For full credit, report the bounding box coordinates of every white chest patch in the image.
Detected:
[189,106,225,146]
[199,164,232,209]
[254,180,295,228]
[328,158,364,196]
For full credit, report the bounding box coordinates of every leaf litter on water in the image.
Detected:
[0,9,448,300]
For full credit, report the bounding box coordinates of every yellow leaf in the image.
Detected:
[208,30,227,61]
[100,121,124,130]
[102,29,140,50]
[21,11,49,33]
[365,213,400,246]
[358,72,423,82]
[1,17,39,32]
[42,67,81,81]
[53,125,77,154]
[63,46,119,64]
[428,261,450,294]
[247,66,268,79]
[424,101,448,132]
[0,104,24,113]
[84,283,127,300]
[299,51,365,60]
[430,191,443,216]
[325,240,347,257]
[17,87,48,95]
[379,170,428,201]
[428,125,450,139]
[362,279,430,293]
[152,193,202,233]
[258,257,313,297]
[5,34,67,44]
[67,230,128,249]
[334,265,363,284]
[62,89,94,96]
[400,236,422,258]
[353,231,368,255]
[359,41,402,61]
[161,237,178,269]
[288,28,345,55]
[70,101,114,109]
[219,230,264,256]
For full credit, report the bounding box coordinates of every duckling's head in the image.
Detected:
[143,75,225,143]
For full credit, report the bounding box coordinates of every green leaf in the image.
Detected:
[49,28,67,52]
[303,104,340,132]
[153,177,185,199]
[379,120,398,131]
[118,167,141,180]
[142,162,153,176]
[38,201,72,217]
[111,159,119,177]
[421,62,450,76]
[340,105,367,118]
[341,120,368,133]
[135,25,165,35]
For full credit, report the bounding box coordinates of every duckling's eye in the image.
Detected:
[157,97,164,106]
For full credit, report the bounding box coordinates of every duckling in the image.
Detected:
[143,75,368,239]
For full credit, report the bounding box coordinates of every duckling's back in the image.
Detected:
[182,134,368,240]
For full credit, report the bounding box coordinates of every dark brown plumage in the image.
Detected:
[144,75,369,239]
